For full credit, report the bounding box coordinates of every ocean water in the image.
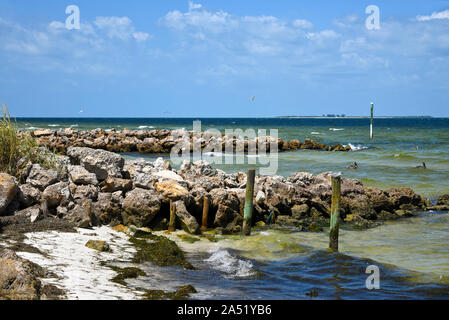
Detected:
[15,117,449,299]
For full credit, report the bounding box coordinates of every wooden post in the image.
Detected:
[242,169,256,236]
[329,173,341,252]
[201,197,210,231]
[370,102,374,140]
[168,200,176,232]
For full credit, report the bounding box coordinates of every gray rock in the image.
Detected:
[121,188,161,227]
[69,165,99,185]
[154,170,184,183]
[42,182,71,208]
[99,177,133,193]
[153,157,172,172]
[65,203,93,228]
[67,147,125,181]
[174,200,200,234]
[26,164,59,191]
[179,160,217,179]
[255,190,266,205]
[0,173,19,215]
[0,249,42,299]
[18,184,41,208]
[291,204,309,219]
[70,184,99,201]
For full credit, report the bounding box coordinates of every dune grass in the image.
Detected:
[0,104,57,177]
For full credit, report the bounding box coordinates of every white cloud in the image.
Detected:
[188,2,202,11]
[133,32,151,42]
[292,19,313,29]
[417,9,449,21]
[163,8,236,33]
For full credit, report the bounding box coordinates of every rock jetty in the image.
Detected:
[0,146,439,236]
[24,128,352,155]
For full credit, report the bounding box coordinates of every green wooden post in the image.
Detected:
[201,196,210,231]
[242,169,256,236]
[168,200,176,232]
[370,102,374,140]
[329,173,341,252]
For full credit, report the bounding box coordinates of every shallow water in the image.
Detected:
[14,117,449,299]
[20,117,446,197]
[16,212,449,300]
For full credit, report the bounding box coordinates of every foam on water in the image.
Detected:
[205,248,256,278]
[345,143,369,151]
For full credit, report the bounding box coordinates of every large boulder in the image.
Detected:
[99,177,133,193]
[386,187,424,208]
[121,188,161,227]
[174,200,200,234]
[26,164,59,191]
[437,194,449,206]
[91,193,122,225]
[42,182,71,209]
[68,165,99,185]
[0,173,19,216]
[178,160,217,180]
[0,249,56,300]
[18,184,41,208]
[67,147,125,181]
[155,181,189,201]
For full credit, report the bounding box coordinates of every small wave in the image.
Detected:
[138,125,154,129]
[48,124,60,127]
[70,124,79,128]
[26,126,38,130]
[205,249,256,278]
[311,132,321,135]
[345,143,369,151]
[329,128,344,131]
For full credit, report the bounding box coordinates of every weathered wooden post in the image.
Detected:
[168,200,176,232]
[329,173,341,252]
[242,169,256,236]
[201,196,210,231]
[370,102,374,140]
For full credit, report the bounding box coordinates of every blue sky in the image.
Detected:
[1,0,449,117]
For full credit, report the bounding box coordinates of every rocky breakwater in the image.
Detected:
[26,128,351,155]
[0,146,438,237]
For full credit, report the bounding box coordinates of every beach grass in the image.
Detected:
[0,104,57,177]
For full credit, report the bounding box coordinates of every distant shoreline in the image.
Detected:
[276,116,434,119]
[12,116,440,120]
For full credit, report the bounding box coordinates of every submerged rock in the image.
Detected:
[130,233,194,270]
[85,240,111,252]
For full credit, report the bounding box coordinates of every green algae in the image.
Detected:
[177,234,200,243]
[130,233,195,270]
[142,285,197,300]
[109,266,146,286]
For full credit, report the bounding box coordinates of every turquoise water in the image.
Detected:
[17,117,449,197]
[16,117,449,299]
